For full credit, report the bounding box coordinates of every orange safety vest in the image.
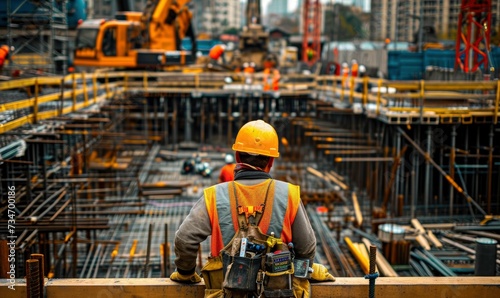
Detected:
[351,63,359,77]
[263,68,280,91]
[209,45,225,60]
[0,45,9,68]
[204,179,300,257]
[218,163,236,183]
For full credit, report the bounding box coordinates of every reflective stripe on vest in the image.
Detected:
[204,179,300,256]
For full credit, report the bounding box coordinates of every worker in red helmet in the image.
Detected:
[170,120,334,297]
[0,45,10,70]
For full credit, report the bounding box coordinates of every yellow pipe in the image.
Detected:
[93,73,97,103]
[340,77,345,101]
[349,76,354,104]
[82,72,88,104]
[344,236,369,274]
[0,77,36,91]
[72,72,76,112]
[129,239,138,262]
[376,79,382,115]
[362,76,368,106]
[34,79,39,124]
[105,72,109,96]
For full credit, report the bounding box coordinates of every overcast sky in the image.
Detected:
[261,0,299,14]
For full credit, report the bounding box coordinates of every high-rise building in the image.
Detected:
[370,0,500,42]
[196,0,242,37]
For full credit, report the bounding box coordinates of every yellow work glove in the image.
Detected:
[310,263,335,282]
[170,271,202,284]
[293,277,311,298]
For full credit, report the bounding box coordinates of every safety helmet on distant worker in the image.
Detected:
[224,153,234,164]
[359,65,366,74]
[232,120,279,157]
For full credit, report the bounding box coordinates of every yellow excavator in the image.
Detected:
[73,0,196,69]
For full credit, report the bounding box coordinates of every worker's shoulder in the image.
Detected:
[274,179,299,189]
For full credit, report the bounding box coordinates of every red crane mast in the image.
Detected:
[302,0,321,65]
[455,0,492,74]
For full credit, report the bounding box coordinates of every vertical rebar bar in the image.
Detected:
[184,96,193,142]
[368,245,377,298]
[30,254,45,298]
[163,96,169,146]
[144,223,153,277]
[26,259,41,298]
[449,126,456,216]
[164,223,169,277]
[173,96,178,146]
[227,96,233,147]
[487,125,494,214]
[424,126,432,214]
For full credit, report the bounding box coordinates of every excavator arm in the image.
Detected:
[141,0,195,52]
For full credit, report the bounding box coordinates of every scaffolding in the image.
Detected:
[6,0,69,75]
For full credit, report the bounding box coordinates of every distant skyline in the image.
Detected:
[261,0,370,14]
[261,0,298,14]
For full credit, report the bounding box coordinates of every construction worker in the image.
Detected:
[0,45,10,70]
[218,153,236,183]
[306,44,315,62]
[243,62,255,84]
[170,120,334,297]
[341,62,350,88]
[350,59,359,77]
[355,65,372,93]
[208,44,226,64]
[263,55,280,91]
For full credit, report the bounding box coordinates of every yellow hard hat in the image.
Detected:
[232,120,279,157]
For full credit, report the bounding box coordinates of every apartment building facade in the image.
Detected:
[370,0,500,42]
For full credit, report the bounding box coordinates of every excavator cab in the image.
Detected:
[74,20,141,68]
[73,0,196,69]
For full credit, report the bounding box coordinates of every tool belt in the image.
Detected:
[220,224,294,298]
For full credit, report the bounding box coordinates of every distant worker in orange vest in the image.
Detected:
[262,55,280,91]
[350,59,359,77]
[208,44,226,64]
[0,45,10,70]
[243,62,255,84]
[341,62,349,87]
[170,119,334,296]
[218,153,236,183]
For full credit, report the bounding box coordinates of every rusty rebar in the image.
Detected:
[26,259,41,298]
[368,246,377,298]
[30,254,45,297]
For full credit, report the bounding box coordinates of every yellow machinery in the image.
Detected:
[73,0,196,69]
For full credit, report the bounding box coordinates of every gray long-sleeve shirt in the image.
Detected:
[174,178,316,274]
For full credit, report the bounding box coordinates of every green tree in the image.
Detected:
[323,4,364,41]
[223,27,239,35]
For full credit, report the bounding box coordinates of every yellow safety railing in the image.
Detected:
[1,71,500,134]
